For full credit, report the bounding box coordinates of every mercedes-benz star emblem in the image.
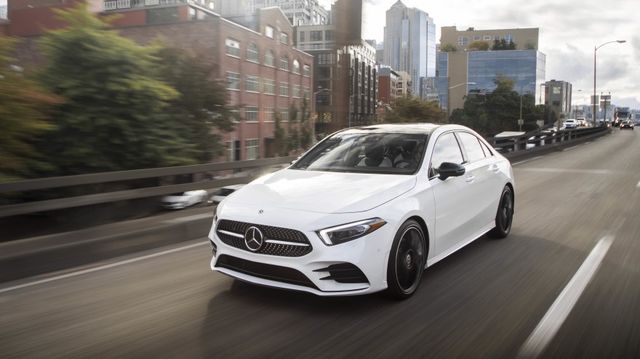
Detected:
[244,226,264,252]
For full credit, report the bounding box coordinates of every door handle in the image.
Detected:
[465,175,475,183]
[488,164,500,172]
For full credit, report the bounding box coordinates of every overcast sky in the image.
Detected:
[320,0,639,109]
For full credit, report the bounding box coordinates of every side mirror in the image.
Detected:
[437,162,465,180]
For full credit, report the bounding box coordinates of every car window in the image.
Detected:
[430,133,463,177]
[457,132,486,163]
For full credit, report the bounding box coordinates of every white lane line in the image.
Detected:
[519,168,612,175]
[518,235,614,358]
[562,146,579,152]
[0,241,208,295]
[512,156,544,166]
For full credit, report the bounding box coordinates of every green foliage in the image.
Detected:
[468,41,490,51]
[440,43,457,52]
[384,96,445,124]
[0,36,59,181]
[156,47,235,162]
[450,77,542,135]
[492,39,517,50]
[287,103,300,152]
[299,97,312,149]
[273,111,287,156]
[37,3,196,176]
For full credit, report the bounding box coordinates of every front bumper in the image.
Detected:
[208,211,395,296]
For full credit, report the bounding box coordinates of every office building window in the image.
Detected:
[292,59,300,74]
[226,72,240,90]
[310,30,322,41]
[303,87,310,100]
[292,84,301,98]
[263,78,276,95]
[280,32,289,45]
[279,56,289,71]
[325,30,333,41]
[299,31,305,42]
[265,25,274,38]
[247,43,259,62]
[280,108,289,122]
[245,139,259,160]
[226,141,235,161]
[279,82,289,97]
[225,38,240,57]
[245,106,258,122]
[265,50,275,66]
[264,107,275,122]
[303,64,311,77]
[246,75,260,92]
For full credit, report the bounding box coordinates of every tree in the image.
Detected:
[492,39,517,50]
[287,103,300,152]
[299,97,313,149]
[468,41,490,51]
[36,3,195,176]
[0,36,60,181]
[440,43,457,52]
[273,111,287,156]
[156,47,235,162]
[384,96,445,124]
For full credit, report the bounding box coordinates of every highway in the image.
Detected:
[1,129,639,359]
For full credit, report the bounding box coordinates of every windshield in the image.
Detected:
[291,132,427,175]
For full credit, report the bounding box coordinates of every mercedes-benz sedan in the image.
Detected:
[208,124,515,299]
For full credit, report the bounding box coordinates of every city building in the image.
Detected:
[544,80,572,120]
[437,26,546,113]
[295,0,377,135]
[212,0,328,27]
[382,0,436,99]
[3,0,313,161]
[377,67,399,104]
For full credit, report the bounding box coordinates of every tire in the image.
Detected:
[488,185,514,239]
[386,219,427,300]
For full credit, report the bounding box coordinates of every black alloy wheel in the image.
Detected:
[386,220,427,299]
[489,185,514,239]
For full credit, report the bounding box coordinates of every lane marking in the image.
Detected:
[512,156,544,166]
[562,146,579,152]
[162,213,212,224]
[519,168,612,175]
[518,235,614,358]
[0,241,208,295]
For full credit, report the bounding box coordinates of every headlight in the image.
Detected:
[316,218,386,246]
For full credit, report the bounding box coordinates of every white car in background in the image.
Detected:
[208,124,515,299]
[209,184,245,205]
[162,190,208,210]
[563,119,578,129]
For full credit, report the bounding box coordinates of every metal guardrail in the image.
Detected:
[0,127,610,218]
[0,156,295,218]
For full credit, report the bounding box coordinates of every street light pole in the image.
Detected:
[447,81,476,115]
[593,40,626,126]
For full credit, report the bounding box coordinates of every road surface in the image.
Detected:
[1,129,639,358]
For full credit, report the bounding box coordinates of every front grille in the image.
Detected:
[216,219,312,257]
[314,263,369,284]
[215,255,317,289]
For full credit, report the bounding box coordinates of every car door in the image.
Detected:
[428,132,475,256]
[456,131,499,230]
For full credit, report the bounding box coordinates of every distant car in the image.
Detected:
[620,120,634,130]
[209,184,245,204]
[563,119,578,129]
[162,190,208,210]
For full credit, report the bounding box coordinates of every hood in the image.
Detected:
[225,169,416,214]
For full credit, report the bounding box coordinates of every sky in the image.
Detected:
[320,0,640,109]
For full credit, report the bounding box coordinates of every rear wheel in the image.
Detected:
[489,185,514,239]
[386,220,427,299]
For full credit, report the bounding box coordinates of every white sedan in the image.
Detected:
[209,124,515,299]
[162,190,208,210]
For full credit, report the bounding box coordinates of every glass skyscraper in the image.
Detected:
[467,50,546,97]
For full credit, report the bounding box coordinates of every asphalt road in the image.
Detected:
[2,129,639,359]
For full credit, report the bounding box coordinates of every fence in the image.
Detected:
[0,126,611,219]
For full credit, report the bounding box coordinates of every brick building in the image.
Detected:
[2,0,313,161]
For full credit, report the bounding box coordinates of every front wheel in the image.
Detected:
[386,220,427,300]
[488,185,514,239]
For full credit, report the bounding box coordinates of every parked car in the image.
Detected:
[563,119,578,129]
[208,124,515,299]
[208,184,245,205]
[162,190,208,210]
[620,120,635,130]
